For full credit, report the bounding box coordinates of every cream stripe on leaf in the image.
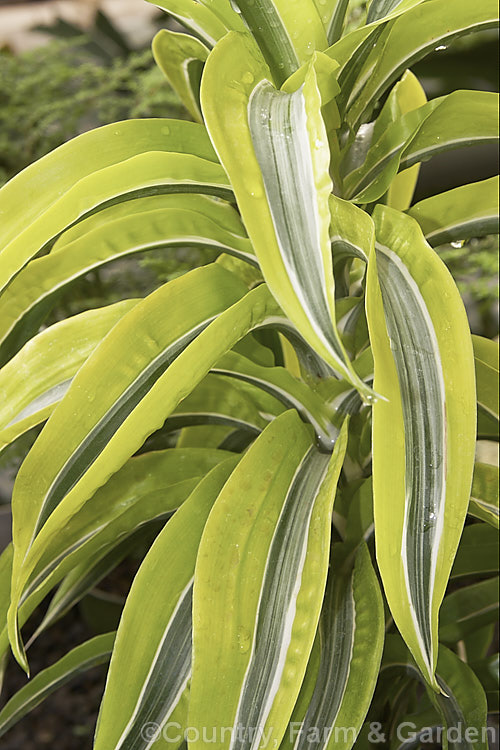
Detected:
[289,543,384,750]
[366,206,476,690]
[201,33,374,400]
[94,460,239,750]
[189,412,348,749]
[408,177,500,248]
[0,301,138,451]
[8,273,284,671]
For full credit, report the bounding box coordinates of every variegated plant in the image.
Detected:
[0,0,498,747]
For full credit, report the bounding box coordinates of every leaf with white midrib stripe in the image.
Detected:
[291,543,384,750]
[232,448,331,747]
[36,319,212,536]
[375,242,446,666]
[367,206,476,690]
[94,459,239,750]
[189,412,349,750]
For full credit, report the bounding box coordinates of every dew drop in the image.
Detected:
[242,71,255,85]
[435,45,447,51]
[237,626,251,653]
[450,240,464,249]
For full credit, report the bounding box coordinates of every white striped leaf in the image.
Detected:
[166,373,270,435]
[0,450,232,664]
[153,29,209,122]
[9,273,284,669]
[408,177,500,248]
[201,33,373,400]
[94,459,238,750]
[148,0,246,47]
[343,0,499,131]
[0,198,255,364]
[469,462,499,529]
[0,119,221,292]
[0,301,138,450]
[344,91,499,203]
[189,412,349,749]
[290,543,384,750]
[0,633,115,738]
[231,0,327,85]
[366,206,476,689]
[212,350,337,450]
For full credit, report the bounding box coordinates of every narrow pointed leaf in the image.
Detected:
[153,29,209,122]
[202,33,372,398]
[189,412,348,748]
[94,459,238,750]
[366,206,476,688]
[0,119,220,291]
[344,0,499,130]
[0,301,138,448]
[212,350,337,449]
[383,636,489,750]
[408,177,500,247]
[346,91,499,203]
[0,633,115,738]
[148,0,245,47]
[291,543,384,750]
[9,275,284,668]
[232,0,327,85]
[0,200,255,362]
[0,450,232,663]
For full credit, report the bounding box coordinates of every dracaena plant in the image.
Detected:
[0,0,498,746]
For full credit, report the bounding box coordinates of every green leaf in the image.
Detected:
[212,350,337,449]
[366,206,476,689]
[0,633,115,738]
[232,0,327,85]
[202,33,373,398]
[9,272,283,669]
[290,543,384,750]
[167,373,270,434]
[382,70,427,211]
[344,0,499,130]
[0,197,256,364]
[0,119,222,292]
[383,636,489,750]
[153,29,209,122]
[324,0,350,45]
[345,91,499,203]
[451,523,499,579]
[473,335,499,421]
[469,462,499,528]
[366,0,422,23]
[0,301,138,449]
[189,412,348,748]
[440,577,499,643]
[94,459,238,750]
[408,177,500,247]
[148,0,246,47]
[0,450,231,664]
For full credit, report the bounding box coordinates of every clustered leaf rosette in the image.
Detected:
[0,0,498,747]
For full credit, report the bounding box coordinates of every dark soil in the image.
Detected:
[1,606,106,749]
